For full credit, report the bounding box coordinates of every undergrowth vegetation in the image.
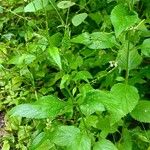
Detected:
[0,0,150,149]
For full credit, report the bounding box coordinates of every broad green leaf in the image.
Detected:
[117,48,142,70]
[80,83,139,124]
[72,13,88,26]
[57,1,75,9]
[140,39,150,57]
[71,32,117,49]
[53,126,91,150]
[73,71,93,82]
[80,93,105,116]
[93,139,118,150]
[71,32,91,46]
[24,0,49,12]
[8,54,36,65]
[9,95,65,119]
[131,100,150,123]
[53,126,80,146]
[110,83,139,124]
[111,4,139,37]
[89,32,117,49]
[68,134,91,150]
[48,47,62,70]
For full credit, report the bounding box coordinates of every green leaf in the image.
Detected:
[72,13,88,26]
[60,74,70,89]
[53,126,91,150]
[71,32,117,49]
[110,83,139,124]
[131,100,150,123]
[93,139,118,150]
[57,1,75,9]
[30,132,47,150]
[117,128,132,150]
[2,141,10,150]
[140,39,150,57]
[111,4,139,37]
[8,54,36,65]
[9,95,65,119]
[24,0,49,12]
[73,71,93,82]
[117,48,142,70]
[53,126,80,146]
[80,83,139,124]
[48,47,62,70]
[80,93,105,116]
[68,134,91,150]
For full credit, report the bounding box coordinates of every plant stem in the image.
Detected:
[125,32,130,84]
[65,87,89,135]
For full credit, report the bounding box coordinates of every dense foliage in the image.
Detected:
[0,0,150,149]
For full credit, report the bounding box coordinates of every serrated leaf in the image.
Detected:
[57,1,75,9]
[140,39,150,57]
[131,100,150,123]
[117,48,142,70]
[80,94,105,116]
[48,47,62,70]
[89,32,117,49]
[80,83,139,124]
[111,4,139,37]
[53,126,80,146]
[93,139,118,150]
[24,0,49,12]
[53,126,91,150]
[68,134,91,150]
[71,32,117,49]
[72,13,88,26]
[9,95,65,119]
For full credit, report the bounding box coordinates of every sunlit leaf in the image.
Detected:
[93,139,118,150]
[140,38,150,57]
[48,47,62,70]
[131,100,150,123]
[57,1,75,9]
[9,95,65,119]
[24,0,49,12]
[72,13,88,26]
[111,4,139,37]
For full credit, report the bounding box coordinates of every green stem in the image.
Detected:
[65,87,89,135]
[125,33,130,84]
